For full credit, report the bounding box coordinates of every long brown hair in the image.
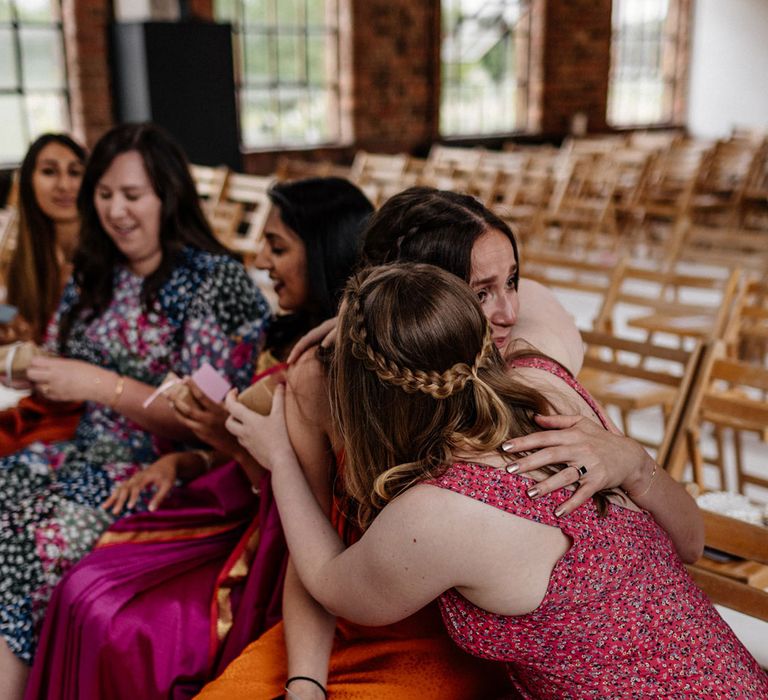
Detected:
[58,123,230,351]
[7,133,86,341]
[331,263,557,530]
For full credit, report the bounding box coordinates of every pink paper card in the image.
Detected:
[190,362,232,403]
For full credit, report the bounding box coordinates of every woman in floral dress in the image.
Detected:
[0,122,270,697]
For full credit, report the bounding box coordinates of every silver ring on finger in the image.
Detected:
[574,464,588,481]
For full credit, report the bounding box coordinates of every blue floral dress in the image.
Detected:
[0,248,270,662]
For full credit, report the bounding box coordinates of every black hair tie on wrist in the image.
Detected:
[285,675,328,698]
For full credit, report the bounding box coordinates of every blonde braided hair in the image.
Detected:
[346,282,495,399]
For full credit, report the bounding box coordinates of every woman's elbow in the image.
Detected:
[678,514,705,564]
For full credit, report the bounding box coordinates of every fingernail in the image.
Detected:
[527,487,539,498]
[505,463,519,474]
[554,507,565,517]
[502,442,515,452]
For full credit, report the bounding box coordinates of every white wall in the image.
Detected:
[687,0,768,139]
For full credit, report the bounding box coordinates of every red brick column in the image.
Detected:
[539,0,612,136]
[350,0,440,153]
[61,0,113,148]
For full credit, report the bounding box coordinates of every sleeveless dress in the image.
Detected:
[424,358,768,698]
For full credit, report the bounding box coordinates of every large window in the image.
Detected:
[441,0,531,137]
[215,0,343,149]
[0,0,69,163]
[608,0,685,126]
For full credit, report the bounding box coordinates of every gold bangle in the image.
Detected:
[194,449,214,472]
[624,462,658,500]
[110,375,125,408]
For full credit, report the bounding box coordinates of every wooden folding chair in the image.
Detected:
[275,157,349,181]
[689,138,764,227]
[538,158,621,254]
[627,130,683,153]
[578,329,703,459]
[521,250,623,331]
[595,265,743,351]
[675,342,768,621]
[664,220,768,274]
[349,151,409,184]
[0,207,18,286]
[189,164,230,207]
[217,173,275,260]
[625,141,713,257]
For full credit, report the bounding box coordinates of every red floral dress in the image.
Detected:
[429,462,768,697]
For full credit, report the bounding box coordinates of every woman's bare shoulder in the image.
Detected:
[516,279,583,374]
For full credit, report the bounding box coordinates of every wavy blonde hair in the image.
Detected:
[331,262,558,530]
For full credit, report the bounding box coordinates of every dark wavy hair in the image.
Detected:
[265,177,373,354]
[58,122,230,350]
[362,186,520,288]
[7,133,86,341]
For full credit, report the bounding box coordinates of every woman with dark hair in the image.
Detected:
[0,122,269,698]
[226,262,767,699]
[199,187,702,700]
[0,134,87,455]
[26,178,378,700]
[3,133,86,343]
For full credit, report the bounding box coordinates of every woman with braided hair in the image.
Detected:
[224,262,768,699]
[199,187,703,700]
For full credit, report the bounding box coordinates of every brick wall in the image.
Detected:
[62,0,113,148]
[63,0,685,170]
[538,0,613,135]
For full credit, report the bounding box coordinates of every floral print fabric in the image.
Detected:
[0,248,270,662]
[427,462,768,699]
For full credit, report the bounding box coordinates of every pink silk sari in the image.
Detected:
[25,368,288,700]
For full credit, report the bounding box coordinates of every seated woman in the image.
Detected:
[198,190,702,699]
[227,262,768,699]
[25,178,375,700]
[3,133,85,343]
[0,134,87,453]
[0,122,270,700]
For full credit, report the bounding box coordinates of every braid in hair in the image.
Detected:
[346,279,495,400]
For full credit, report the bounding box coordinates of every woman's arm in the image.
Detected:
[280,351,339,694]
[227,386,456,625]
[502,414,704,563]
[26,356,195,441]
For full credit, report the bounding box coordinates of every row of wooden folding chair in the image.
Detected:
[189,164,275,260]
[667,340,768,621]
[522,247,746,452]
[578,329,703,463]
[663,219,768,275]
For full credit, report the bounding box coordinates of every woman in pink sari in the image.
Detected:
[25,178,374,700]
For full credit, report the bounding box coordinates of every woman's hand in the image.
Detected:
[0,316,33,345]
[225,384,294,471]
[171,379,239,456]
[286,317,338,364]
[502,414,656,516]
[26,356,116,403]
[102,453,183,514]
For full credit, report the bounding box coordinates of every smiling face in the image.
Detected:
[255,206,309,312]
[469,228,520,351]
[94,150,163,276]
[32,142,84,224]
